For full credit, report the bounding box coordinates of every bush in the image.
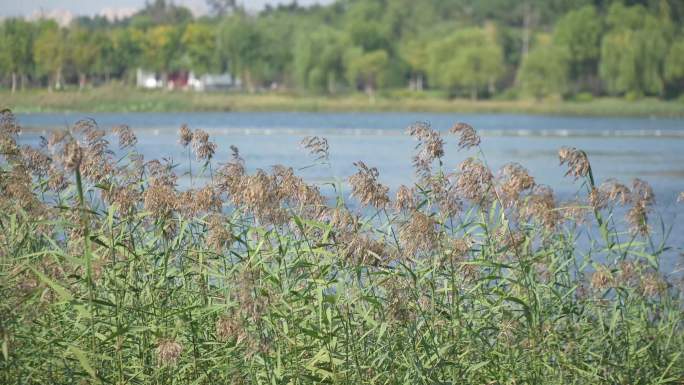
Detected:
[573,92,594,103]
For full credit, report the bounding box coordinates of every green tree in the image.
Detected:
[427,27,505,99]
[399,37,430,91]
[293,27,348,93]
[217,15,263,92]
[344,1,390,52]
[0,19,34,92]
[129,0,193,28]
[68,27,100,90]
[664,38,684,96]
[182,22,218,75]
[110,27,144,82]
[599,3,668,96]
[33,22,65,91]
[253,13,299,87]
[345,49,389,97]
[142,24,184,85]
[518,45,570,99]
[552,5,602,89]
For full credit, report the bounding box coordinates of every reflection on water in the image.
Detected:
[15,112,684,270]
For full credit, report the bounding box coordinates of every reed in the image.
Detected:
[0,108,682,384]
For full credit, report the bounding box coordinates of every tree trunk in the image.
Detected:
[471,87,478,101]
[244,70,255,94]
[365,82,376,102]
[56,69,63,91]
[79,73,87,91]
[11,72,17,93]
[327,72,336,94]
[417,73,424,92]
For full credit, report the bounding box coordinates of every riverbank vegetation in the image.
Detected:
[4,85,684,117]
[2,0,684,102]
[1,108,683,383]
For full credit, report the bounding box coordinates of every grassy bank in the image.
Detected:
[3,85,684,117]
[1,109,683,384]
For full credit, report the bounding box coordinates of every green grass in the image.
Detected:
[1,111,683,384]
[3,85,684,117]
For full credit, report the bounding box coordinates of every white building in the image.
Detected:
[188,72,240,91]
[136,69,161,89]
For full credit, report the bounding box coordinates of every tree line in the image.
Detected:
[1,0,684,100]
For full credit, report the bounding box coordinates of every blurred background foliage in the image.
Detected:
[1,0,684,101]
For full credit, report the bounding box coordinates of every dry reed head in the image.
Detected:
[588,187,605,210]
[394,185,415,212]
[143,181,177,220]
[399,210,438,257]
[408,122,444,178]
[631,178,654,206]
[47,165,68,192]
[20,146,51,178]
[455,158,493,204]
[590,265,614,291]
[349,161,389,209]
[300,136,329,163]
[0,109,21,136]
[206,214,233,251]
[558,147,590,179]
[343,232,389,266]
[617,261,639,287]
[60,140,83,172]
[215,315,244,342]
[146,159,177,187]
[0,165,36,211]
[178,124,193,147]
[447,236,472,265]
[595,179,632,208]
[449,122,481,150]
[498,163,535,207]
[626,200,649,236]
[156,339,182,366]
[0,133,20,161]
[191,129,217,161]
[216,145,246,197]
[112,125,137,149]
[240,170,283,224]
[104,184,140,215]
[626,178,654,236]
[521,185,559,230]
[182,186,221,216]
[427,175,461,217]
[639,271,667,298]
[328,206,360,234]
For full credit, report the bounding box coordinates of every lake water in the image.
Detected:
[15,112,684,272]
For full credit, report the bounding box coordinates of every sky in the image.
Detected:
[0,0,331,18]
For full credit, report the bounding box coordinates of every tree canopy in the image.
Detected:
[0,0,683,99]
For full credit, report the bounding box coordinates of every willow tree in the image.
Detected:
[427,27,505,99]
[293,27,348,94]
[599,3,668,96]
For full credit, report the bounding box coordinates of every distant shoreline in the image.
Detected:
[3,86,684,118]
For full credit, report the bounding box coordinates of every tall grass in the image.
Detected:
[0,108,682,384]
